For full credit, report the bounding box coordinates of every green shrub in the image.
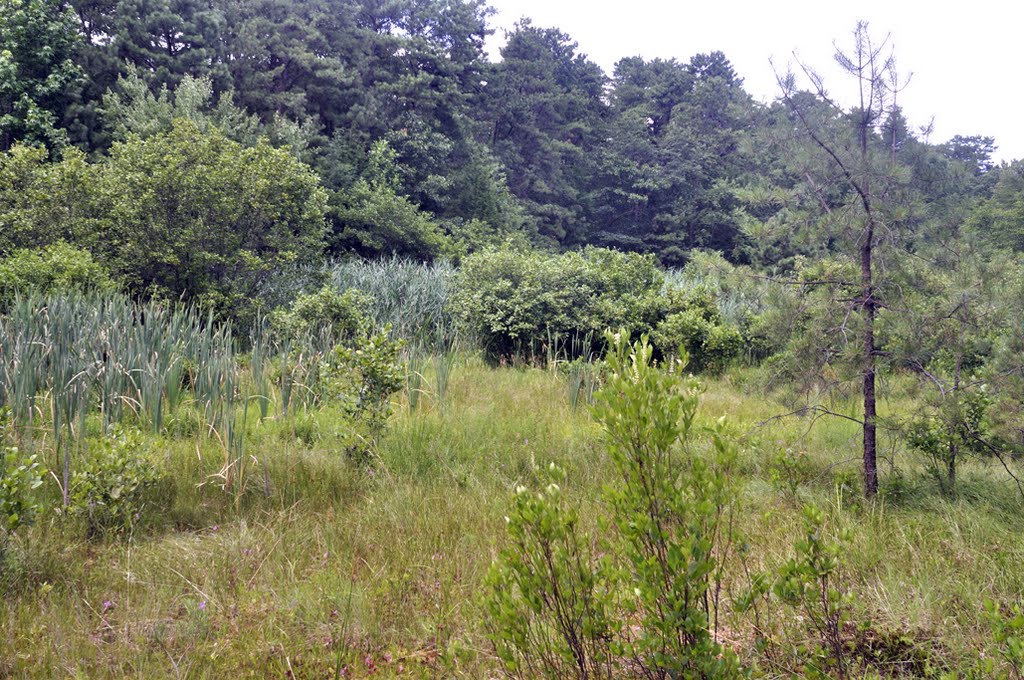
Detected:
[594,331,743,677]
[0,445,45,536]
[981,599,1024,678]
[452,247,664,361]
[103,120,328,323]
[486,332,744,677]
[0,242,117,310]
[650,287,744,373]
[738,506,856,677]
[484,464,615,679]
[69,427,162,538]
[772,507,854,677]
[319,329,404,462]
[270,285,371,340]
[905,387,992,497]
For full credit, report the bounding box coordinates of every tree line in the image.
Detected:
[5,0,1019,270]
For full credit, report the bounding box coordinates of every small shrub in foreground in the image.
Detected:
[484,463,616,679]
[485,332,744,678]
[977,599,1024,679]
[0,445,45,538]
[69,427,162,538]
[594,332,743,678]
[738,506,857,678]
[319,330,404,462]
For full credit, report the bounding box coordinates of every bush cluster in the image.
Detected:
[0,242,118,311]
[452,247,745,370]
[69,426,162,537]
[271,286,404,461]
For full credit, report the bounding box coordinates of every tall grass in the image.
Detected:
[256,256,459,352]
[0,293,230,431]
[663,265,769,326]
[327,257,458,351]
[0,292,347,500]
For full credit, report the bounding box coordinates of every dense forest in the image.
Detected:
[4,0,1024,677]
[4,0,1014,272]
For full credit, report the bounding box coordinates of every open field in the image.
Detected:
[2,356,1022,677]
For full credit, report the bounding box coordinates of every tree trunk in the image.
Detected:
[947,442,957,496]
[861,223,878,497]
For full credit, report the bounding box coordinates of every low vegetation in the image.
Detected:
[2,323,1024,676]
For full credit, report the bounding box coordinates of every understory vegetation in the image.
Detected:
[2,318,1024,677]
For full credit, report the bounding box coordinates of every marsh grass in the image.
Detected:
[2,356,1023,677]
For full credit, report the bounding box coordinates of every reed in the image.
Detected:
[327,257,457,351]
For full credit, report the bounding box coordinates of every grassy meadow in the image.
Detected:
[2,352,1023,677]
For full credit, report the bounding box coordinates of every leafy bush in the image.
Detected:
[103,121,328,322]
[594,332,743,677]
[485,332,744,677]
[979,599,1024,678]
[320,329,404,450]
[0,145,107,256]
[484,464,615,679]
[452,247,664,361]
[0,445,45,536]
[905,388,992,497]
[738,506,856,677]
[266,280,404,461]
[0,241,117,310]
[650,287,744,373]
[270,286,371,340]
[69,427,161,538]
[771,507,854,677]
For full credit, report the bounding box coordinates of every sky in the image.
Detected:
[483,1,1023,163]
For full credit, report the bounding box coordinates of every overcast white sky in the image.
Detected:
[483,1,1023,163]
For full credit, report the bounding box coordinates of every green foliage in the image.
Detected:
[0,0,85,153]
[739,506,856,678]
[650,287,744,373]
[905,388,992,497]
[0,144,105,255]
[486,332,744,677]
[484,463,615,679]
[0,292,238,441]
[773,506,854,677]
[482,20,607,247]
[968,161,1024,251]
[589,53,753,263]
[319,330,404,462]
[101,120,328,320]
[768,447,814,500]
[593,331,742,677]
[452,247,665,361]
[0,241,117,309]
[982,599,1024,679]
[102,67,321,156]
[330,140,451,260]
[268,279,405,461]
[0,444,44,535]
[270,286,370,341]
[319,257,457,349]
[69,426,161,538]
